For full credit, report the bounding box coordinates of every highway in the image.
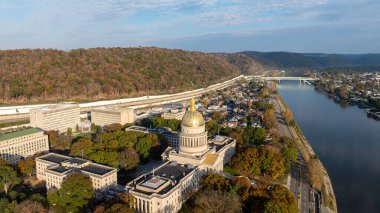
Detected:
[272,97,315,213]
[0,75,245,122]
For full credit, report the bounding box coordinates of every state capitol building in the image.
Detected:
[126,99,236,213]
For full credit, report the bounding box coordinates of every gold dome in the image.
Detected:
[182,98,205,127]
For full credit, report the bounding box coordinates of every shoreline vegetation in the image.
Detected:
[274,84,338,213]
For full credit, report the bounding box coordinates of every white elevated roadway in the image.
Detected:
[0,75,245,122]
[245,75,316,82]
[0,75,316,123]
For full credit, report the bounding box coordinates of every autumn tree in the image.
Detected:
[119,149,140,170]
[264,185,298,213]
[202,98,211,106]
[47,173,94,212]
[46,130,59,147]
[263,109,277,129]
[211,111,225,122]
[70,139,94,158]
[103,123,123,133]
[282,109,293,125]
[17,158,35,176]
[202,173,233,192]
[259,86,270,98]
[15,199,47,213]
[0,166,20,194]
[193,189,242,213]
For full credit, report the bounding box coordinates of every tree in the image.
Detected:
[15,200,47,213]
[0,166,20,194]
[211,111,224,122]
[135,137,152,158]
[202,98,211,106]
[206,121,222,136]
[46,130,59,147]
[17,158,35,176]
[75,124,80,133]
[263,109,276,129]
[119,149,140,170]
[0,198,16,213]
[103,123,123,133]
[194,189,242,213]
[70,139,94,158]
[260,86,270,98]
[48,173,94,212]
[0,158,9,166]
[243,126,266,145]
[264,185,298,213]
[282,110,293,125]
[202,173,233,192]
[67,128,73,137]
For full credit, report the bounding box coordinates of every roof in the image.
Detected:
[81,163,114,175]
[0,128,42,142]
[49,166,70,174]
[131,162,195,195]
[39,153,71,164]
[203,154,218,166]
[33,104,79,112]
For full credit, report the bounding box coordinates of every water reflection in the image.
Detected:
[277,81,380,213]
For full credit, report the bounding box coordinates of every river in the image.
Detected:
[277,81,380,213]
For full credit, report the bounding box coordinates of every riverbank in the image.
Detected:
[312,82,380,121]
[274,84,337,213]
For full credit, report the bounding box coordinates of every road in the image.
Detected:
[272,97,315,213]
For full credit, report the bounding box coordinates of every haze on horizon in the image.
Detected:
[0,0,379,54]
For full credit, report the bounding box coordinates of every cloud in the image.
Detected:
[0,0,379,53]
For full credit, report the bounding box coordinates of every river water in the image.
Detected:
[277,81,380,213]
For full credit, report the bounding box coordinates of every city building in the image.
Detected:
[36,153,117,198]
[161,109,185,120]
[126,99,236,212]
[125,126,179,148]
[0,128,49,164]
[30,104,80,133]
[91,106,134,126]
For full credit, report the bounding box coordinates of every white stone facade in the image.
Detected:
[127,99,236,213]
[91,106,134,126]
[30,104,80,133]
[36,153,117,198]
[0,128,49,164]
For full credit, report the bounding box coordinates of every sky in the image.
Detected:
[0,0,379,53]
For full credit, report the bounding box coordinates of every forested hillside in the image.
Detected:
[0,47,243,104]
[216,53,264,75]
[242,51,380,71]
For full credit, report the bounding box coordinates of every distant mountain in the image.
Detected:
[241,51,380,71]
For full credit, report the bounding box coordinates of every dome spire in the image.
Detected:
[189,98,196,112]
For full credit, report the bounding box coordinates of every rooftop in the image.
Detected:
[131,162,195,195]
[49,166,70,174]
[141,177,168,189]
[39,153,71,164]
[81,163,114,175]
[0,128,42,142]
[65,158,89,166]
[33,103,79,112]
[92,106,126,113]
